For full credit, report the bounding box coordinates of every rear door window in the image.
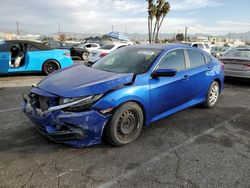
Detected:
[187,50,206,68]
[99,45,115,50]
[204,54,212,63]
[157,49,186,71]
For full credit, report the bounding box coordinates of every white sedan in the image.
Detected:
[88,43,127,64]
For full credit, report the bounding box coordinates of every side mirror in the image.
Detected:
[151,68,177,78]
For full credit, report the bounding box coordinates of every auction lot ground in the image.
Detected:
[0,67,249,187]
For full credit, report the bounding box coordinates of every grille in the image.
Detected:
[39,96,50,111]
[29,93,58,111]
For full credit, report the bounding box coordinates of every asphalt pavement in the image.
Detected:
[0,75,249,188]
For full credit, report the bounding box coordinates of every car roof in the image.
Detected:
[129,43,194,51]
[3,40,50,50]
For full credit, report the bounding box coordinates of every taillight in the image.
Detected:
[100,52,108,58]
[63,53,71,57]
[219,60,224,69]
[245,63,250,67]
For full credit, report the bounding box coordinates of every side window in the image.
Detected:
[27,44,39,52]
[204,54,212,63]
[187,50,206,68]
[204,44,209,49]
[117,45,126,49]
[85,44,91,48]
[158,49,186,71]
[197,44,204,49]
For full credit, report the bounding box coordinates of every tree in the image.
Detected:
[176,33,184,41]
[147,0,170,43]
[59,33,66,41]
[147,0,156,43]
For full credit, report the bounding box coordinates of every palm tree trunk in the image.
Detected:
[155,16,165,43]
[154,19,160,42]
[148,17,151,43]
[152,19,158,43]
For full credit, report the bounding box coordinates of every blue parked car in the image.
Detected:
[0,40,73,75]
[22,44,224,147]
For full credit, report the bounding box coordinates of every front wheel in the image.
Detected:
[104,102,144,146]
[204,81,220,108]
[43,60,60,75]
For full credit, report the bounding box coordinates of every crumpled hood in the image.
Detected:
[35,64,134,97]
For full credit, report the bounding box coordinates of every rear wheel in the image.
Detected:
[204,81,220,108]
[82,52,89,61]
[104,102,144,146]
[43,60,60,75]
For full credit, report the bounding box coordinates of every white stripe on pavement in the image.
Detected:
[0,107,21,113]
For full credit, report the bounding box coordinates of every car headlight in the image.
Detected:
[61,94,103,111]
[48,94,103,112]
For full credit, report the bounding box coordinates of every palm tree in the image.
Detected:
[147,0,170,43]
[147,0,156,43]
[155,1,170,42]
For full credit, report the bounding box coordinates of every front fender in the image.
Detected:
[92,85,151,125]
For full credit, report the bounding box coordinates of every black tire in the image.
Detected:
[82,52,89,61]
[43,60,60,75]
[104,102,144,146]
[204,81,220,108]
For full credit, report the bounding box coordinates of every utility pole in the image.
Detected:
[112,25,114,32]
[184,26,188,42]
[16,21,20,36]
[58,24,61,37]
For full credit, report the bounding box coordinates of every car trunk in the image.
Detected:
[220,58,250,71]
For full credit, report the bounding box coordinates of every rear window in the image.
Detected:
[99,45,115,50]
[187,50,206,68]
[224,50,250,58]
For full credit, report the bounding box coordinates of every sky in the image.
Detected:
[0,0,250,35]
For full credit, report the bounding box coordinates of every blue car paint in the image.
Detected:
[22,101,111,147]
[22,44,224,147]
[36,63,134,97]
[0,52,9,73]
[0,42,73,74]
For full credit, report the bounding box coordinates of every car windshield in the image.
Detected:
[92,47,162,74]
[224,49,250,58]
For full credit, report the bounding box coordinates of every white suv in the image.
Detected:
[191,42,211,54]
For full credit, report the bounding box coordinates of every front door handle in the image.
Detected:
[182,75,189,80]
[208,66,212,71]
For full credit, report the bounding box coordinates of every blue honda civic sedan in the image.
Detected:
[22,44,224,147]
[0,40,73,75]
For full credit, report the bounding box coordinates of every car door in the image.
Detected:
[185,49,212,99]
[24,44,42,70]
[8,42,27,72]
[0,51,10,73]
[149,49,191,118]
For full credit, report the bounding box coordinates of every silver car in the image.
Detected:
[220,49,250,79]
[211,46,231,58]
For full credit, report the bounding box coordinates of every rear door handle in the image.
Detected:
[208,66,212,71]
[182,75,189,80]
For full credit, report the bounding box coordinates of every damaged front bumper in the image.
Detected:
[22,96,111,147]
